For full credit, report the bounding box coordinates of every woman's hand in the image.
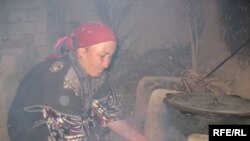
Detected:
[107,120,149,141]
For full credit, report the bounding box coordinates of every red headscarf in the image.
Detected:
[46,21,116,59]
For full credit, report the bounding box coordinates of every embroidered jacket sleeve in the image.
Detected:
[92,77,123,126]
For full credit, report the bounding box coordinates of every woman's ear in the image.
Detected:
[76,47,87,54]
[75,47,87,59]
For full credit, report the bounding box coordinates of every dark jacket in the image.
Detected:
[8,55,122,141]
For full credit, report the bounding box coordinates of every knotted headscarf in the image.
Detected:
[46,21,116,59]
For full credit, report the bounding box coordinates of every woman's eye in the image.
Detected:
[99,55,105,58]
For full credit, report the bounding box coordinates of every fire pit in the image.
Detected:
[163,93,250,136]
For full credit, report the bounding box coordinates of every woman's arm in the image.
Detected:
[107,120,149,141]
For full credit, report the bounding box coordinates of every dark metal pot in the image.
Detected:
[163,93,250,136]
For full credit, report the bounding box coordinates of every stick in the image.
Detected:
[197,38,250,84]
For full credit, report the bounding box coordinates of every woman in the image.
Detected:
[8,21,149,141]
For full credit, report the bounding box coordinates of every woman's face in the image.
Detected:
[76,41,116,77]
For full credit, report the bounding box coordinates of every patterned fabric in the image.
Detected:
[42,107,86,141]
[64,67,81,96]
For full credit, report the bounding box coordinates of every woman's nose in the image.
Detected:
[103,57,111,69]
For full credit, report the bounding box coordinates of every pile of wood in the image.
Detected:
[175,69,231,95]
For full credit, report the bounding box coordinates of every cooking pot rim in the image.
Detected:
[164,93,250,118]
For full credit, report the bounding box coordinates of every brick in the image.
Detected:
[0,35,33,49]
[8,22,35,36]
[1,51,21,76]
[0,11,7,22]
[34,21,47,33]
[8,10,27,22]
[5,0,46,10]
[26,8,47,22]
[0,24,8,36]
[31,33,48,46]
